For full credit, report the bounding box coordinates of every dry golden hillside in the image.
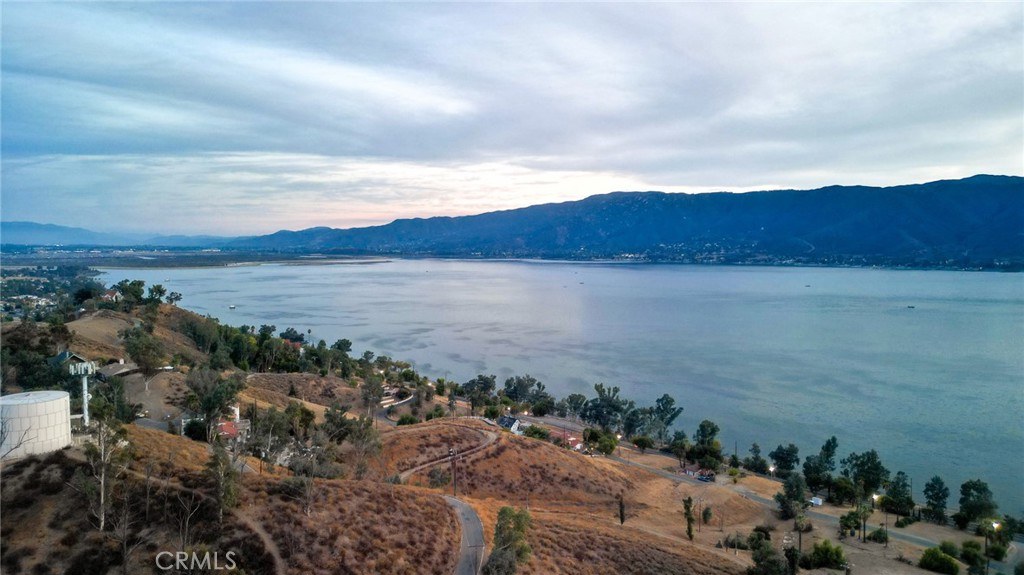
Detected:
[246,372,360,407]
[242,476,459,575]
[66,306,207,365]
[0,449,274,575]
[380,420,491,477]
[429,433,637,504]
[522,510,745,575]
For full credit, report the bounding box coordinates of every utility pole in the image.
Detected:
[449,447,458,497]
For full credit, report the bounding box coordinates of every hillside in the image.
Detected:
[229,175,1024,267]
[5,175,1021,269]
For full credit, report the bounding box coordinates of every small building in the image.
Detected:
[47,351,89,369]
[95,360,140,381]
[496,415,522,435]
[100,289,122,303]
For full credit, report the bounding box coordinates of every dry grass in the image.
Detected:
[238,386,330,423]
[126,423,213,473]
[0,449,274,575]
[242,475,459,575]
[521,510,746,575]
[66,307,207,365]
[423,434,636,505]
[380,421,489,476]
[245,373,360,409]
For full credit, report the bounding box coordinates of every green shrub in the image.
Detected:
[960,540,984,570]
[988,543,1008,562]
[802,539,845,570]
[427,467,451,488]
[938,541,959,557]
[866,528,889,543]
[919,548,960,575]
[396,414,419,426]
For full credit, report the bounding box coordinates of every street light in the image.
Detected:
[769,465,775,478]
[616,434,622,458]
[986,521,1001,575]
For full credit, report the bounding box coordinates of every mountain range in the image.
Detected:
[4,174,1022,268]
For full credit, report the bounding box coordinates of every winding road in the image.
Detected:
[445,496,486,575]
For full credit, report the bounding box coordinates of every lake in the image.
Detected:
[100,260,1024,513]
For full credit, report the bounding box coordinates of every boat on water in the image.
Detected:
[229,305,236,310]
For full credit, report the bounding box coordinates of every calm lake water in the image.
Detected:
[101,260,1024,512]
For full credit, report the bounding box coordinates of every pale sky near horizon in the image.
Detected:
[2,2,1021,236]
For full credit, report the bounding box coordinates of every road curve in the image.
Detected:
[445,496,486,575]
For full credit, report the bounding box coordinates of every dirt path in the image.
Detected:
[398,423,498,482]
[232,508,287,575]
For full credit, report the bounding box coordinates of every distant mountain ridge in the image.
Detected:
[0,221,241,248]
[4,175,1022,268]
[229,174,1024,267]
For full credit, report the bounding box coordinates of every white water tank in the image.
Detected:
[0,391,72,459]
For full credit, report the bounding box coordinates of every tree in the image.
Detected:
[482,507,532,575]
[114,279,145,311]
[768,443,800,477]
[643,393,682,444]
[745,442,770,474]
[165,291,183,305]
[690,419,723,465]
[702,505,713,525]
[279,327,305,343]
[564,393,587,420]
[683,496,695,541]
[632,436,655,454]
[361,377,385,416]
[618,493,626,525]
[72,416,132,531]
[205,442,239,526]
[146,284,167,304]
[322,402,353,443]
[958,479,997,523]
[840,449,889,497]
[774,473,809,520]
[503,375,538,403]
[804,436,838,495]
[107,489,153,575]
[831,476,856,506]
[580,383,630,432]
[347,416,381,479]
[883,471,915,517]
[747,535,788,575]
[463,374,496,415]
[121,326,165,376]
[669,431,688,464]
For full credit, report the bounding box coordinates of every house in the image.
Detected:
[565,435,585,451]
[96,360,141,381]
[217,419,251,442]
[496,415,522,435]
[47,351,89,369]
[100,289,122,303]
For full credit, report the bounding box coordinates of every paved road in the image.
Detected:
[445,496,486,575]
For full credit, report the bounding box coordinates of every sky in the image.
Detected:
[2,2,1022,236]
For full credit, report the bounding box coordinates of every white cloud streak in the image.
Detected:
[2,2,1021,234]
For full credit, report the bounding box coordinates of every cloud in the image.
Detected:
[2,2,1021,234]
